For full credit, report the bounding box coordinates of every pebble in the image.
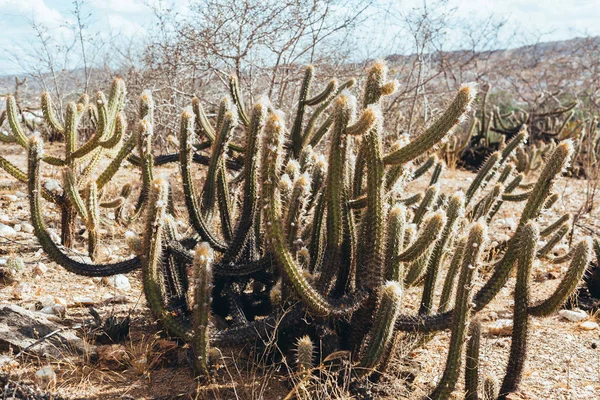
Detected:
[2,194,17,202]
[15,191,26,198]
[558,309,588,322]
[40,305,66,318]
[102,274,131,291]
[12,283,31,300]
[35,365,57,389]
[73,296,95,306]
[0,223,17,237]
[579,321,599,331]
[34,262,48,276]
[488,319,513,336]
[21,222,34,233]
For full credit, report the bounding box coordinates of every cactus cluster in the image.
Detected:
[1,61,594,398]
[441,83,600,179]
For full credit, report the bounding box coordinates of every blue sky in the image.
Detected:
[1,0,600,74]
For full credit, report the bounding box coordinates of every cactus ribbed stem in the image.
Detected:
[262,112,357,316]
[358,281,403,372]
[27,136,140,276]
[429,220,487,400]
[465,320,482,400]
[499,222,538,398]
[192,242,214,378]
[178,109,228,252]
[529,238,591,317]
[384,84,476,165]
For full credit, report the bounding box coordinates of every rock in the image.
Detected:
[0,354,19,369]
[2,194,17,202]
[35,365,56,389]
[21,222,34,234]
[72,296,95,306]
[40,305,66,318]
[102,274,131,291]
[488,319,513,336]
[34,262,48,276]
[43,179,62,195]
[0,303,91,357]
[12,283,31,300]
[579,321,599,331]
[559,309,588,322]
[0,223,17,237]
[15,191,26,198]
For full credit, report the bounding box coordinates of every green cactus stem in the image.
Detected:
[192,242,214,378]
[429,220,487,400]
[27,136,140,276]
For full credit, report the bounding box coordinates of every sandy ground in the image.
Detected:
[0,141,599,399]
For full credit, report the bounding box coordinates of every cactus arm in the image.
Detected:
[202,108,237,219]
[307,115,333,147]
[383,84,476,165]
[262,112,358,316]
[27,136,140,276]
[358,282,403,372]
[303,79,354,146]
[419,194,463,314]
[412,184,439,224]
[41,91,64,134]
[0,155,61,204]
[429,220,487,400]
[290,66,313,158]
[178,109,228,252]
[6,95,30,148]
[63,169,88,221]
[99,112,125,148]
[229,75,250,126]
[224,100,268,262]
[473,142,574,311]
[192,243,214,377]
[465,320,482,400]
[438,236,467,313]
[96,134,137,191]
[395,211,446,263]
[384,204,406,281]
[86,182,100,261]
[528,238,591,317]
[192,97,216,143]
[499,222,538,397]
[465,151,501,205]
[141,178,192,340]
[304,79,337,106]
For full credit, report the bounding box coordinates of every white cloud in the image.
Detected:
[88,0,146,13]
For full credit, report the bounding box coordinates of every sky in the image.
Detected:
[0,0,600,75]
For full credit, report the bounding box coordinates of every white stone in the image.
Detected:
[34,262,48,276]
[12,283,31,300]
[21,222,34,233]
[102,274,131,291]
[35,365,57,389]
[0,223,17,237]
[579,320,599,331]
[15,191,27,198]
[2,194,17,202]
[558,309,588,322]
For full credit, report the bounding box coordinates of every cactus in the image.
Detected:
[1,60,594,398]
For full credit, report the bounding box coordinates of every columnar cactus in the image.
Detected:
[1,60,594,397]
